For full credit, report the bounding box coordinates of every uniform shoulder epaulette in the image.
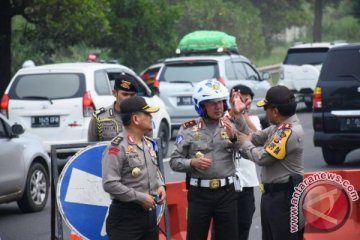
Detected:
[182,119,197,129]
[111,136,123,146]
[144,136,158,152]
[93,107,106,117]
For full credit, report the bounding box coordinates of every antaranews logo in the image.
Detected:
[290,172,359,233]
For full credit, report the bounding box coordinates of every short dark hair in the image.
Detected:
[230,84,254,99]
[121,113,133,126]
[275,103,297,116]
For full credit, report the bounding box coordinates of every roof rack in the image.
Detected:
[176,47,239,56]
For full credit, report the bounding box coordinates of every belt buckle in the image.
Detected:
[209,179,220,189]
[259,183,265,193]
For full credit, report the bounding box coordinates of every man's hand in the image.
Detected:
[142,194,157,210]
[230,90,251,115]
[157,186,166,204]
[190,156,212,170]
[222,116,236,141]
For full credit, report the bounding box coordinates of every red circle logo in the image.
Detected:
[302,183,351,231]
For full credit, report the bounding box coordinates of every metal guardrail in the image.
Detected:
[258,63,281,75]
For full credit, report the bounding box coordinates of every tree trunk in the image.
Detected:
[313,0,323,42]
[0,0,12,99]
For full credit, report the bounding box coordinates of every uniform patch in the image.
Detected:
[265,128,292,160]
[111,136,123,146]
[93,107,106,117]
[182,120,197,129]
[175,135,184,144]
[108,146,120,155]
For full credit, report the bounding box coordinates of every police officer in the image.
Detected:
[227,84,260,240]
[232,85,304,240]
[88,73,138,141]
[102,96,166,240]
[170,79,240,240]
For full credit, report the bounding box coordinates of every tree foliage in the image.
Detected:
[253,0,310,51]
[175,0,265,59]
[0,0,111,97]
[105,0,179,71]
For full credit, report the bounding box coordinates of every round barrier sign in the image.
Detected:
[57,143,165,240]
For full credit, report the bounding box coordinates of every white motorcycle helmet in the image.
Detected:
[192,79,229,117]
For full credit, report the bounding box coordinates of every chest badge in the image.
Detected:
[220,131,229,140]
[132,167,141,177]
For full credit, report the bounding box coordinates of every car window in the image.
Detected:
[283,48,329,65]
[225,60,237,80]
[232,62,248,79]
[243,63,260,81]
[9,73,85,99]
[320,48,360,81]
[94,70,112,95]
[160,62,218,83]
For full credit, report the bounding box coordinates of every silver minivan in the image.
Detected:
[156,54,271,132]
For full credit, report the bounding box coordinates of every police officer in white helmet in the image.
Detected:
[170,79,243,240]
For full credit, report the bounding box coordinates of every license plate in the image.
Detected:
[177,96,193,106]
[341,117,360,131]
[31,116,60,128]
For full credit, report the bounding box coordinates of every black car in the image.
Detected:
[313,43,360,165]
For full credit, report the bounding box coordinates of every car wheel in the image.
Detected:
[158,121,170,158]
[17,162,49,212]
[322,147,347,165]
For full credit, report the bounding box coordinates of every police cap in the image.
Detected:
[256,85,295,108]
[114,73,138,93]
[120,96,159,114]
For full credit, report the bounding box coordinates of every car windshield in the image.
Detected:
[283,48,329,65]
[160,62,218,83]
[10,73,85,100]
[320,48,360,81]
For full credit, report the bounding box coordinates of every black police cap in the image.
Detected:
[257,85,295,108]
[120,96,159,115]
[114,73,138,93]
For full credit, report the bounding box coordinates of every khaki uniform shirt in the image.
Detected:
[102,130,164,205]
[88,103,123,142]
[170,117,240,179]
[240,115,304,184]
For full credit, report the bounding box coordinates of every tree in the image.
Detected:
[175,0,265,59]
[313,0,323,41]
[0,0,111,98]
[253,0,309,52]
[106,0,180,72]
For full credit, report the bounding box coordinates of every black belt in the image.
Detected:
[112,200,143,209]
[263,181,292,193]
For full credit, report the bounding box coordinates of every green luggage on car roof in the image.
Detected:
[177,30,239,54]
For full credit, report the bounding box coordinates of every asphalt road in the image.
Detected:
[0,104,359,240]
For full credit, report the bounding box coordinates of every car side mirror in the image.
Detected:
[261,72,271,81]
[11,123,25,136]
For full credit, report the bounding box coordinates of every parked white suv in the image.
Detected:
[1,63,172,161]
[278,42,347,109]
[156,53,271,132]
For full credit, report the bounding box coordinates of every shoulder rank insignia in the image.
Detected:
[111,136,123,146]
[144,136,159,153]
[93,107,106,117]
[264,127,292,160]
[108,147,120,155]
[182,119,197,129]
